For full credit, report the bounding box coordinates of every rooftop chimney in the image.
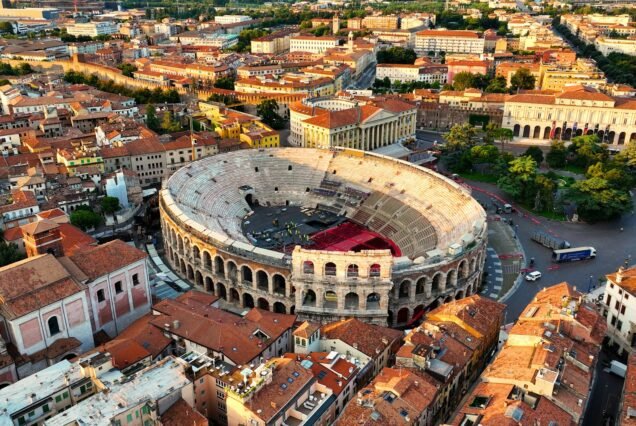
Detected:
[617,267,625,284]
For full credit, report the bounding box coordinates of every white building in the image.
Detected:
[290,35,340,54]
[594,37,636,56]
[66,21,120,37]
[603,266,636,354]
[214,14,251,25]
[376,63,448,84]
[415,29,485,55]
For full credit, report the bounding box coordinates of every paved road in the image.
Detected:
[583,347,625,426]
[348,63,376,90]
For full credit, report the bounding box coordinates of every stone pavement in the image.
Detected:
[482,218,525,301]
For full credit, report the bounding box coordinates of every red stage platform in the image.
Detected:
[310,222,401,256]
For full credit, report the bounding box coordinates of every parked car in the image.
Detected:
[525,271,542,282]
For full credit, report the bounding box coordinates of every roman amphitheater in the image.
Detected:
[159,147,487,326]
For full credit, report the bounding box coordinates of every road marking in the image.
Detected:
[495,269,503,274]
[489,293,498,298]
[495,277,503,282]
[494,286,502,290]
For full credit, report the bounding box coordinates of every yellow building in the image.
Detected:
[198,102,280,148]
[539,59,607,91]
[56,148,104,174]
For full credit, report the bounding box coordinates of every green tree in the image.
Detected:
[0,22,13,34]
[452,72,477,91]
[523,146,544,165]
[70,209,103,230]
[376,47,417,64]
[616,139,636,167]
[161,110,182,133]
[214,76,235,90]
[469,144,500,164]
[493,127,514,153]
[546,140,567,168]
[256,99,285,130]
[444,124,477,152]
[566,177,632,222]
[101,196,121,215]
[497,156,538,204]
[0,241,24,267]
[569,134,608,168]
[510,68,536,92]
[485,75,508,93]
[117,63,138,77]
[146,104,161,133]
[534,174,556,212]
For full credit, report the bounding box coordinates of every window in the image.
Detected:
[97,289,105,302]
[28,411,35,417]
[217,390,225,400]
[18,418,25,426]
[616,301,621,310]
[611,315,617,326]
[618,320,624,331]
[127,413,133,423]
[43,404,50,413]
[622,305,626,315]
[132,274,139,286]
[607,295,612,306]
[55,395,62,403]
[142,406,150,415]
[115,281,123,294]
[48,316,61,336]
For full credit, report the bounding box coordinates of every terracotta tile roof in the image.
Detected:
[451,382,575,426]
[293,321,321,338]
[37,208,67,221]
[58,223,97,256]
[484,345,538,382]
[507,93,556,105]
[2,226,23,242]
[124,137,166,156]
[67,240,146,280]
[321,318,403,359]
[161,399,207,426]
[283,352,357,395]
[427,295,505,339]
[21,218,59,236]
[100,145,130,158]
[0,254,83,319]
[116,313,171,358]
[0,190,37,215]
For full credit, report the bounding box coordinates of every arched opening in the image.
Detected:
[203,251,212,270]
[397,308,409,324]
[587,129,594,135]
[324,291,337,309]
[216,283,227,300]
[522,125,530,138]
[230,288,240,303]
[533,126,541,139]
[543,126,551,139]
[241,266,253,284]
[195,271,203,286]
[444,295,453,304]
[256,270,268,291]
[303,289,316,306]
[243,293,254,308]
[245,194,255,208]
[470,258,477,273]
[187,265,194,281]
[387,310,394,326]
[367,293,380,310]
[563,128,572,141]
[456,290,464,300]
[575,128,583,137]
[618,132,626,145]
[273,274,286,296]
[290,305,295,315]
[608,131,616,144]
[513,124,520,137]
[399,280,410,299]
[48,316,60,336]
[227,261,238,281]
[370,263,381,278]
[630,132,636,142]
[459,260,469,279]
[325,262,336,276]
[184,239,191,257]
[416,277,426,295]
[257,298,269,310]
[178,235,183,254]
[205,277,214,293]
[273,302,286,314]
[555,127,562,139]
[347,264,359,278]
[215,256,225,276]
[303,261,314,274]
[432,273,442,292]
[179,259,186,275]
[192,245,200,263]
[447,269,457,287]
[598,130,604,140]
[345,292,359,309]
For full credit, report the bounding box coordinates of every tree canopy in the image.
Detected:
[256,99,285,130]
[101,196,121,214]
[510,68,536,92]
[376,47,417,64]
[70,209,102,231]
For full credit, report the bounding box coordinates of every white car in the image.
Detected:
[525,271,542,282]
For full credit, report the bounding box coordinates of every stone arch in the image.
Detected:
[243,293,254,308]
[192,245,200,262]
[290,305,295,314]
[398,280,410,299]
[170,229,176,246]
[203,251,212,271]
[346,264,359,278]
[513,124,521,137]
[303,289,316,306]
[608,131,616,144]
[564,127,572,141]
[432,273,443,292]
[273,274,286,296]
[533,126,541,139]
[630,132,636,142]
[555,127,562,139]
[387,310,394,326]
[205,276,214,293]
[227,260,238,281]
[325,262,336,276]
[459,260,469,279]
[241,265,253,284]
[447,269,457,287]
[215,256,225,276]
[416,277,426,295]
[618,132,626,145]
[397,307,409,324]
[522,125,530,138]
[456,290,465,300]
[470,257,477,273]
[48,316,61,335]
[186,264,194,281]
[444,295,453,304]
[303,261,314,274]
[195,270,203,286]
[216,283,227,300]
[466,284,473,296]
[184,238,191,257]
[369,263,381,278]
[178,235,184,254]
[257,297,270,310]
[273,302,286,314]
[367,293,380,310]
[324,290,337,309]
[543,126,551,139]
[256,270,269,291]
[230,288,240,303]
[597,130,604,140]
[345,292,359,309]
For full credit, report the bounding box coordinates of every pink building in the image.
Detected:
[446,59,491,85]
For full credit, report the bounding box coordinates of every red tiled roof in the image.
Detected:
[321,318,402,358]
[161,399,207,426]
[68,239,146,280]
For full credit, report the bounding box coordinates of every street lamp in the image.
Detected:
[588,275,593,293]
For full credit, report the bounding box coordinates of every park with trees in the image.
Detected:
[440,124,635,222]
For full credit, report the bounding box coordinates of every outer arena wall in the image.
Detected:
[159,148,487,327]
